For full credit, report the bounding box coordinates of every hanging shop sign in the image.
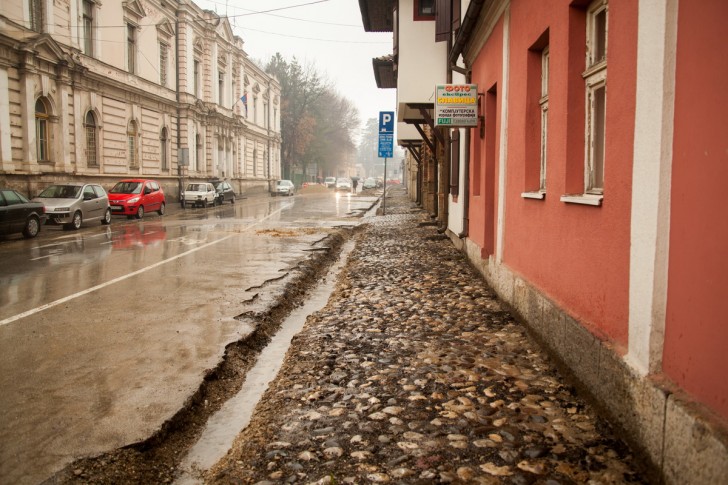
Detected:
[435,84,478,127]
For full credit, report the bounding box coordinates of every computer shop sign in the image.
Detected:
[435,84,478,127]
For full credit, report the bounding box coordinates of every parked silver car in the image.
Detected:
[275,180,295,196]
[34,183,111,230]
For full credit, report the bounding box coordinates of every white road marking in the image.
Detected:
[1,206,285,328]
[0,236,232,327]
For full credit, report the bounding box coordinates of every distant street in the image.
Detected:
[0,188,376,485]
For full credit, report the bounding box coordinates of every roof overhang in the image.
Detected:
[399,103,445,150]
[373,55,396,89]
[358,0,395,32]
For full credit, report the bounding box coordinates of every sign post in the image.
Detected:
[378,111,394,215]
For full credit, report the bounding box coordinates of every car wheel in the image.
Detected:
[101,208,111,225]
[202,199,207,208]
[158,202,166,216]
[136,205,144,219]
[66,211,82,230]
[22,216,40,238]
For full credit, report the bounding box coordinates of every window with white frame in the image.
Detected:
[30,0,44,32]
[540,47,549,192]
[584,0,607,194]
[83,0,94,56]
[85,111,98,166]
[218,70,224,106]
[159,42,168,86]
[127,120,138,167]
[35,98,50,162]
[127,24,137,74]
[194,59,200,98]
[160,127,168,170]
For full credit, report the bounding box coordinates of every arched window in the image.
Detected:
[35,98,50,162]
[160,127,168,170]
[127,120,138,168]
[85,111,98,166]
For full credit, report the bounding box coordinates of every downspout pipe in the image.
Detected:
[450,0,485,239]
[175,14,182,202]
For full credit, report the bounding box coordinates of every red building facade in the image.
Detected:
[457,0,727,482]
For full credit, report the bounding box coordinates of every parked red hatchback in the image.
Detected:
[108,179,166,219]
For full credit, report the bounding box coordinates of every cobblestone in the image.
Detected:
[207,187,647,484]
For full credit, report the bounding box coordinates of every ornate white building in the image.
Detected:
[0,0,282,199]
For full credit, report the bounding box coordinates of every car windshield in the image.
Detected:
[110,181,142,194]
[38,185,81,199]
[186,184,206,191]
[337,179,349,183]
[277,181,291,186]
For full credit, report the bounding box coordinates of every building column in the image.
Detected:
[626,0,679,375]
[0,68,13,171]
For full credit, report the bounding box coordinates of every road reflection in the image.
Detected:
[110,222,167,250]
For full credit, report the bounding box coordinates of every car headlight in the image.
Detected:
[128,197,140,204]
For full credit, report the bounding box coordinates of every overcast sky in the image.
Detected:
[194,0,397,135]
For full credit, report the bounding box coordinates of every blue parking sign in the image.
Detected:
[379,111,394,134]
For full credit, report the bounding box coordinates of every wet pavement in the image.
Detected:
[205,186,648,484]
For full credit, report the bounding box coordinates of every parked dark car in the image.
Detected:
[0,189,47,238]
[211,180,236,205]
[108,179,166,219]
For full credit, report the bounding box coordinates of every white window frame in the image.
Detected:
[159,42,168,87]
[193,59,200,98]
[126,23,137,74]
[539,46,549,193]
[561,0,607,206]
[82,0,94,56]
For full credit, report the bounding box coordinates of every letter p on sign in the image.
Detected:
[379,111,394,134]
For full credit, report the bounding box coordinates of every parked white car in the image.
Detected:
[324,176,336,188]
[275,180,295,196]
[335,178,352,191]
[182,182,216,208]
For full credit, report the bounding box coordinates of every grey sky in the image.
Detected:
[195,0,397,133]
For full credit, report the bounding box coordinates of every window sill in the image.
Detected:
[560,194,603,206]
[521,191,545,200]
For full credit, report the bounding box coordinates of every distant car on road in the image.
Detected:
[182,182,216,208]
[275,180,295,196]
[0,188,47,238]
[211,180,236,205]
[108,179,166,219]
[335,178,352,191]
[363,178,377,190]
[324,176,336,189]
[34,183,111,230]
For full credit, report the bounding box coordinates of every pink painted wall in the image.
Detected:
[663,0,728,420]
[469,18,503,259]
[501,0,637,345]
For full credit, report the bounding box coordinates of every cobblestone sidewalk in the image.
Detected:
[207,187,647,484]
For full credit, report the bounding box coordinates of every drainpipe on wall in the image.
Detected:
[175,15,182,202]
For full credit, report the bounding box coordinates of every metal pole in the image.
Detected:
[383,157,387,215]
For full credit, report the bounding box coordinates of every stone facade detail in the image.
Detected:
[0,0,281,199]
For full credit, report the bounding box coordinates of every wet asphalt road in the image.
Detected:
[0,188,375,485]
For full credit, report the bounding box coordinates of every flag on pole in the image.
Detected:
[240,94,248,115]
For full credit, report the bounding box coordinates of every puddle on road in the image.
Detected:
[174,239,356,484]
